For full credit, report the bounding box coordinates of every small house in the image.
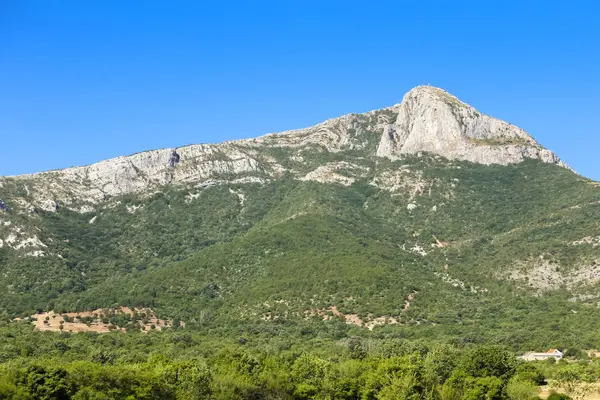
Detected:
[518,349,563,361]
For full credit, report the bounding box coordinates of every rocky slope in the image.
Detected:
[0,86,566,214]
[377,86,567,167]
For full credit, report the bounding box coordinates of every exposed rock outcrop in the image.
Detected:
[299,162,370,186]
[376,86,567,167]
[2,144,270,211]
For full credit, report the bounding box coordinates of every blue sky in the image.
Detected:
[1,1,599,179]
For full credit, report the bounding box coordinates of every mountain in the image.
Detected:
[1,86,599,350]
[0,86,565,214]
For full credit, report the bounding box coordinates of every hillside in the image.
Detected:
[0,86,599,351]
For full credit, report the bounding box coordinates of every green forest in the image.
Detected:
[0,322,597,399]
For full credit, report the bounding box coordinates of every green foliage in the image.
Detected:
[563,348,585,359]
[19,365,72,400]
[506,377,539,400]
[0,329,596,400]
[467,136,532,146]
[0,340,520,399]
[462,376,504,400]
[460,346,517,380]
[547,393,571,400]
[515,364,545,386]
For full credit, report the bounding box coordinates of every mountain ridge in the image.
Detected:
[0,86,572,214]
[6,86,567,179]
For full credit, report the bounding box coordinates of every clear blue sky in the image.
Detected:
[1,1,599,179]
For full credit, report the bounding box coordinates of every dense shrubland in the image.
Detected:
[0,324,598,399]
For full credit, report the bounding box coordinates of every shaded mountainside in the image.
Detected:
[0,86,599,349]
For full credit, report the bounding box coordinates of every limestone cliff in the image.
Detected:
[0,86,568,213]
[376,86,566,167]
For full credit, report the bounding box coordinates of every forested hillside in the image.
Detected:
[0,86,599,398]
[2,156,600,351]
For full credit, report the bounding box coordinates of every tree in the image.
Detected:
[563,348,584,359]
[20,365,72,400]
[441,372,504,400]
[462,376,504,400]
[291,354,330,398]
[163,361,212,399]
[514,363,545,385]
[506,377,538,400]
[460,346,517,381]
[423,344,460,384]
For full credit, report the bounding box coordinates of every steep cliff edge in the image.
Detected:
[376,86,566,167]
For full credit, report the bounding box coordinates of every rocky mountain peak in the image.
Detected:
[377,86,567,167]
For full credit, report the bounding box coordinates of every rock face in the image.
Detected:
[4,144,268,211]
[0,86,568,212]
[376,86,567,167]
